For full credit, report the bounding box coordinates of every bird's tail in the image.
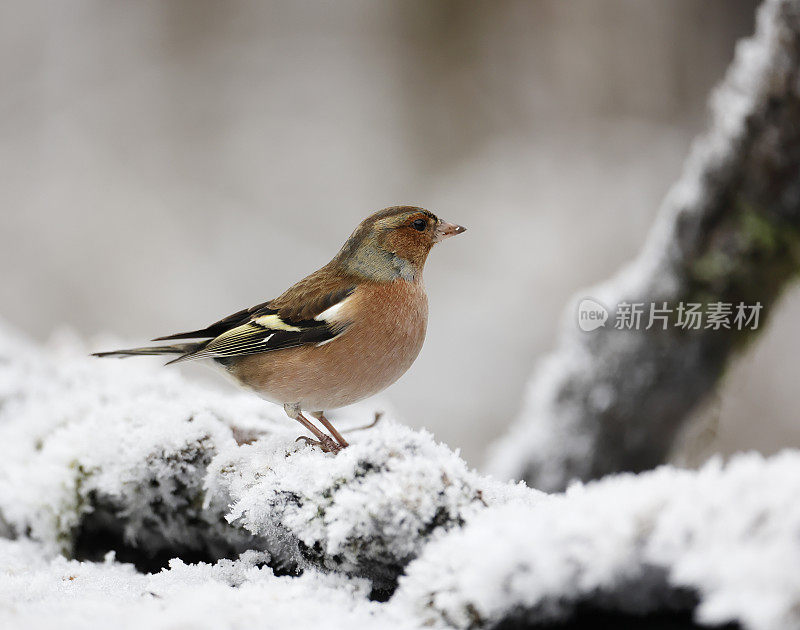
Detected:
[92,342,202,364]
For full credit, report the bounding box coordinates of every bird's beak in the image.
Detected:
[434,220,467,243]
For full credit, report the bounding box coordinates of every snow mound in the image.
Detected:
[0,322,279,565]
[396,451,800,630]
[0,539,399,630]
[0,322,508,593]
[210,422,489,592]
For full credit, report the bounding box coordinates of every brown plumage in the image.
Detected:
[228,279,428,411]
[93,206,466,453]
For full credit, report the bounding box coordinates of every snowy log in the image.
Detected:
[0,322,518,597]
[487,0,800,491]
[396,451,800,630]
[3,322,800,628]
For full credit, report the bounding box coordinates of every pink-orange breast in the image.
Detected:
[226,279,428,411]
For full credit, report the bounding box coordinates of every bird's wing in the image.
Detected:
[152,301,274,341]
[156,273,358,364]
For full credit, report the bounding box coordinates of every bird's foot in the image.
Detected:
[295,434,342,454]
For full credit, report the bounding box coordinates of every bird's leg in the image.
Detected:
[284,403,340,453]
[310,411,349,448]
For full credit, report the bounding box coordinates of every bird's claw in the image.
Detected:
[295,434,342,454]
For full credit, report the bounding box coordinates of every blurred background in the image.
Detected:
[5,0,795,467]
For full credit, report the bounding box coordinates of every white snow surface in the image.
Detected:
[2,320,800,629]
[0,539,397,630]
[0,321,506,584]
[397,452,800,630]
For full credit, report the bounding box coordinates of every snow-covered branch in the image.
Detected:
[0,322,513,597]
[397,451,800,630]
[3,321,800,629]
[487,0,800,491]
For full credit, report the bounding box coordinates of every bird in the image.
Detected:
[93,206,466,453]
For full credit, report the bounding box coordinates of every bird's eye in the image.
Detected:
[412,218,427,231]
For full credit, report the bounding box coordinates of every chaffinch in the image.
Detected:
[94,206,466,453]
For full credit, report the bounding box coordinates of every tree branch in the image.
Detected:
[487,0,800,491]
[0,323,496,598]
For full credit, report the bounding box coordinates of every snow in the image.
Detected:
[211,422,489,589]
[4,306,800,629]
[0,539,396,630]
[397,452,800,630]
[0,320,520,591]
[5,367,800,630]
[0,322,277,559]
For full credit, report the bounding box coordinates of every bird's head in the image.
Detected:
[334,206,466,282]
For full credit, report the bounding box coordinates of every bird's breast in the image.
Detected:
[227,279,429,410]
